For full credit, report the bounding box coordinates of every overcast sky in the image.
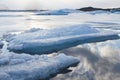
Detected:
[0,0,120,10]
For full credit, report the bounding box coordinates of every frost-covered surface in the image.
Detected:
[0,51,79,80]
[36,9,80,15]
[7,25,119,54]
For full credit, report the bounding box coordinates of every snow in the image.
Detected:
[7,24,119,54]
[0,52,79,80]
[36,9,80,15]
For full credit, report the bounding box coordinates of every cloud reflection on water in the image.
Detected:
[51,39,120,80]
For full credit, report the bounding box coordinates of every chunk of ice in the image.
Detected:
[0,53,79,80]
[7,25,119,54]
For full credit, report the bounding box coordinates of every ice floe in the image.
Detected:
[7,24,119,54]
[36,9,80,15]
[0,52,79,80]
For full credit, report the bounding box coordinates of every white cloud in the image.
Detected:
[0,0,120,10]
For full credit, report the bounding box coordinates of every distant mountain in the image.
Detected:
[77,7,120,12]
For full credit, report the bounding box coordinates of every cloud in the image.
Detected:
[0,0,120,10]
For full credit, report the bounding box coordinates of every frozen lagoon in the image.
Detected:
[0,10,120,80]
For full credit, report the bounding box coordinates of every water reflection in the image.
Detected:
[51,39,120,80]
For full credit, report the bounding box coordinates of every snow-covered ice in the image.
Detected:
[7,24,119,54]
[0,52,79,80]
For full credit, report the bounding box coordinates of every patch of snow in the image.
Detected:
[0,52,79,80]
[7,24,119,54]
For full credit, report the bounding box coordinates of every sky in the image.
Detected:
[0,0,120,10]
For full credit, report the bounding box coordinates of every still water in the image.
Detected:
[0,11,120,80]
